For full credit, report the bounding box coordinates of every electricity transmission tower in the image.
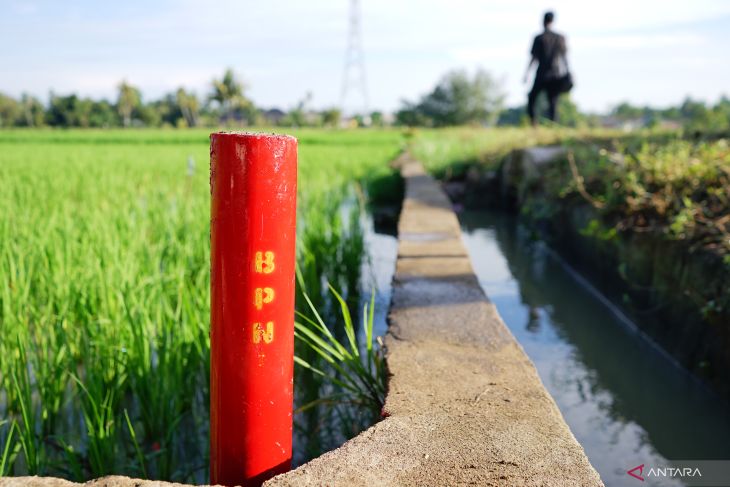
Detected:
[340,0,369,116]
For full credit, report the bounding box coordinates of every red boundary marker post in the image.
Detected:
[210,132,298,486]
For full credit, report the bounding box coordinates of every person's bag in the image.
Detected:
[555,54,573,93]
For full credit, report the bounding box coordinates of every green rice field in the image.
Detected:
[0,129,402,481]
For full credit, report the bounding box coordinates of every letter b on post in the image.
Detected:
[255,251,275,274]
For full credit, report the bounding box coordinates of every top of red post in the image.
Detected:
[210,132,298,182]
[210,131,297,143]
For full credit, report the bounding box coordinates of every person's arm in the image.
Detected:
[524,37,538,83]
[523,56,537,84]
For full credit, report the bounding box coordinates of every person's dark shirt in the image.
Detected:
[531,29,566,81]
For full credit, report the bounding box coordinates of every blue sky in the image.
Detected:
[2,0,729,113]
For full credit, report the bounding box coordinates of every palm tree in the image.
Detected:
[117,81,141,127]
[209,68,246,124]
[20,94,44,127]
[176,88,199,127]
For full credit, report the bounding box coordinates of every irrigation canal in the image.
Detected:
[459,210,730,487]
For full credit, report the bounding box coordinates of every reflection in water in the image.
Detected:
[360,212,398,340]
[460,210,730,487]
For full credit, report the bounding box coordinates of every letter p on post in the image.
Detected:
[210,133,297,486]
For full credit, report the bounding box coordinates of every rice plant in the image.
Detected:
[0,420,19,476]
[0,128,401,481]
[295,288,385,413]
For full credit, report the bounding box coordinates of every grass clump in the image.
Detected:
[556,137,730,257]
[296,288,385,414]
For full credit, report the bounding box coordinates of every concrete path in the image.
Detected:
[268,153,603,486]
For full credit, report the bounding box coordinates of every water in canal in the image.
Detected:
[459,210,730,487]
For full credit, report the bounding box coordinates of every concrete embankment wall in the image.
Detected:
[268,153,602,486]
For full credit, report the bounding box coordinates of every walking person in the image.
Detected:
[524,11,571,125]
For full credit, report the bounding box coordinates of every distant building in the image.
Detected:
[658,120,682,130]
[261,108,286,125]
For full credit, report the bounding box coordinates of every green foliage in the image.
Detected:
[681,97,730,133]
[556,95,586,128]
[321,108,342,127]
[552,136,730,256]
[175,88,200,127]
[209,68,243,107]
[411,126,728,259]
[497,106,530,127]
[46,94,119,128]
[668,198,696,238]
[19,95,46,127]
[579,219,618,241]
[397,69,505,127]
[208,68,256,125]
[0,93,22,127]
[294,288,385,422]
[1,420,20,476]
[0,93,45,127]
[612,101,647,120]
[0,128,401,481]
[409,126,579,177]
[279,92,314,127]
[369,111,384,127]
[495,96,730,131]
[610,96,730,133]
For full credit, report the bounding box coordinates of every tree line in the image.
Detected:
[606,98,730,132]
[1,66,728,131]
[0,68,333,129]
